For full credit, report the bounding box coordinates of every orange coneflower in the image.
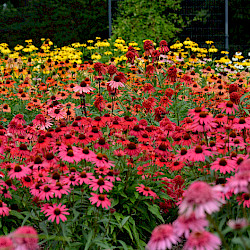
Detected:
[0,104,11,113]
[19,92,30,101]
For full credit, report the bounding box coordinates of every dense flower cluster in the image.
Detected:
[0,37,249,248]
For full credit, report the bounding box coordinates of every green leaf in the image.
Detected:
[21,212,31,226]
[118,240,129,250]
[123,223,133,241]
[84,230,93,250]
[3,226,8,235]
[121,216,130,227]
[146,204,165,223]
[10,210,24,220]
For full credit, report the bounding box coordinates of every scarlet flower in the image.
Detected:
[136,184,158,199]
[126,51,136,64]
[107,64,117,76]
[159,40,170,54]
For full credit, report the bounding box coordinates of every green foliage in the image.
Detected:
[0,0,108,48]
[112,0,184,43]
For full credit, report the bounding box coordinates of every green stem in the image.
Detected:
[207,214,230,250]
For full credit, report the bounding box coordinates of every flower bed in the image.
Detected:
[0,38,249,249]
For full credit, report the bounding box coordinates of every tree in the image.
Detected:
[112,0,184,44]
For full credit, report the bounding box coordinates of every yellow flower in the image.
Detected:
[208,45,218,53]
[104,51,112,55]
[14,45,24,51]
[206,41,214,45]
[87,40,94,43]
[96,37,101,40]
[183,37,193,46]
[91,53,101,60]
[221,51,229,54]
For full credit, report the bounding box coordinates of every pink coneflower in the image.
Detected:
[80,147,96,162]
[48,106,67,120]
[188,107,208,118]
[58,146,82,163]
[105,169,121,182]
[0,236,14,250]
[91,153,114,168]
[237,193,250,208]
[226,158,250,194]
[38,184,55,200]
[8,164,31,179]
[227,218,249,230]
[77,134,90,145]
[232,117,250,130]
[62,134,76,145]
[53,182,71,198]
[0,200,10,216]
[155,143,170,157]
[94,165,110,175]
[10,144,30,158]
[89,193,111,209]
[73,81,94,94]
[129,125,143,137]
[210,157,236,174]
[218,101,238,114]
[11,226,38,250]
[94,137,109,150]
[13,114,26,125]
[173,213,208,238]
[191,111,217,132]
[146,224,179,250]
[124,142,141,156]
[107,76,125,90]
[136,184,158,199]
[43,203,70,224]
[32,114,52,130]
[187,145,213,162]
[89,177,113,193]
[30,182,42,197]
[179,181,223,218]
[63,173,80,186]
[177,147,191,162]
[184,231,221,250]
[76,171,94,185]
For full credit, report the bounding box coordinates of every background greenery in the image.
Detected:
[0,0,249,53]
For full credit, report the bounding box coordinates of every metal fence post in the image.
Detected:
[225,0,229,52]
[108,0,112,38]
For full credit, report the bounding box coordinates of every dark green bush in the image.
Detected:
[0,0,109,48]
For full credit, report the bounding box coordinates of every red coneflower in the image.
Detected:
[136,184,158,199]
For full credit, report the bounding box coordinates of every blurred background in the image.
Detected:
[0,0,249,53]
